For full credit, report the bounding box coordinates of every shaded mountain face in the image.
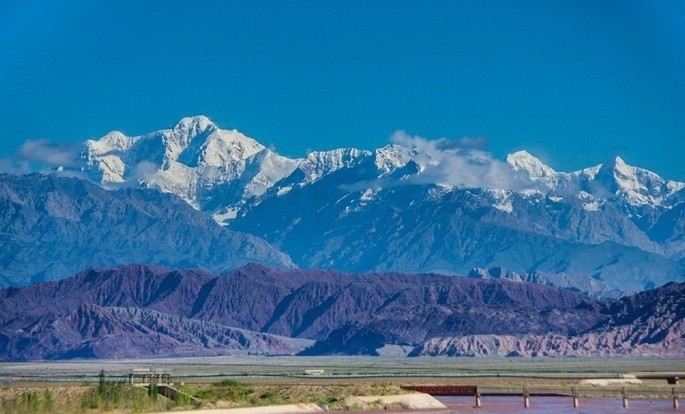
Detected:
[0,173,293,287]
[27,116,685,296]
[0,264,604,360]
[412,281,685,357]
[188,264,599,341]
[232,181,684,297]
[467,267,620,299]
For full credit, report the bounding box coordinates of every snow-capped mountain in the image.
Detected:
[506,150,684,212]
[506,150,558,184]
[83,116,299,223]
[62,116,685,296]
[80,116,684,227]
[230,135,684,296]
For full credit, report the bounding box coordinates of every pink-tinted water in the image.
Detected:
[349,396,679,414]
[437,396,678,413]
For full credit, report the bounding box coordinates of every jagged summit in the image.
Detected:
[297,147,371,183]
[502,150,684,209]
[599,155,634,178]
[173,115,216,132]
[168,115,219,151]
[78,117,684,225]
[82,116,298,221]
[80,117,685,217]
[505,150,556,179]
[592,155,681,207]
[374,144,413,173]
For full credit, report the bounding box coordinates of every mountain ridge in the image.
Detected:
[413,280,685,357]
[0,173,293,287]
[77,116,685,222]
[1,264,682,360]
[8,116,685,295]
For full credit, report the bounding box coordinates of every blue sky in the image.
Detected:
[1,0,684,179]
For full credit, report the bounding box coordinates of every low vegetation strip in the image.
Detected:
[0,377,410,413]
[1,369,682,414]
[152,404,324,414]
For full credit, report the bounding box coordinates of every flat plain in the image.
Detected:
[1,356,684,413]
[2,355,684,385]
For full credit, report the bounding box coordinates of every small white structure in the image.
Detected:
[128,368,172,384]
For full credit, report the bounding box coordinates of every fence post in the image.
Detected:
[523,387,530,408]
[572,386,579,408]
[674,388,679,409]
[622,387,629,408]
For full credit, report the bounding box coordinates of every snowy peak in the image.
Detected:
[85,115,268,177]
[167,115,218,155]
[82,116,297,221]
[505,150,560,192]
[178,128,265,169]
[77,118,685,224]
[284,145,417,188]
[163,115,264,169]
[173,115,216,134]
[502,151,684,209]
[241,148,300,197]
[506,150,556,179]
[600,156,639,182]
[86,131,137,156]
[374,144,413,174]
[595,156,678,207]
[297,147,371,183]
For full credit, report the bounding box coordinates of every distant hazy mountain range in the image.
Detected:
[0,173,292,287]
[63,116,685,296]
[0,264,682,360]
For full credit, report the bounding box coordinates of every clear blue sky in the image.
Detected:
[1,0,684,179]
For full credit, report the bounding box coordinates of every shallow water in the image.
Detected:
[437,395,679,413]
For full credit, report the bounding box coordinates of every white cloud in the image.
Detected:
[390,130,534,190]
[0,139,89,178]
[17,139,82,168]
[456,136,488,149]
[2,138,158,187]
[130,161,159,182]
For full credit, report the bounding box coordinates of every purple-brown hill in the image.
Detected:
[0,264,682,359]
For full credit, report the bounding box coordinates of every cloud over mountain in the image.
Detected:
[389,130,534,190]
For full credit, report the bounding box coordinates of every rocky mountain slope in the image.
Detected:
[229,145,685,296]
[412,281,685,357]
[0,264,605,360]
[0,173,292,286]
[232,178,683,296]
[2,264,683,360]
[0,304,312,360]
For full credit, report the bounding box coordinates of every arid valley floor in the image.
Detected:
[1,356,684,413]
